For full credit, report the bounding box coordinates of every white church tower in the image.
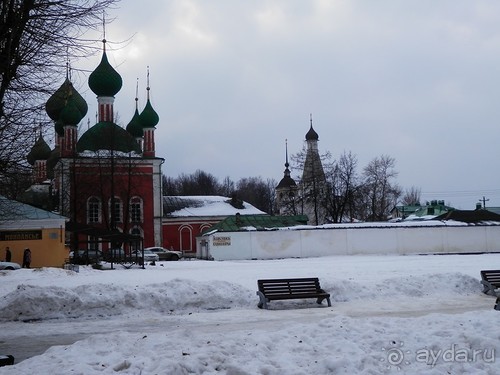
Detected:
[299,115,327,225]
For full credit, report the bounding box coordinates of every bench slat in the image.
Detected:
[480,269,500,296]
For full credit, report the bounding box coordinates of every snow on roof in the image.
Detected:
[0,195,67,222]
[163,196,266,217]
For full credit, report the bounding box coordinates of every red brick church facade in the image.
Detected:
[28,40,163,254]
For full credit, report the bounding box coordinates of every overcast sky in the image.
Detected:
[68,0,500,209]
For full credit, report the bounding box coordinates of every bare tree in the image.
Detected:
[401,186,422,205]
[324,151,359,223]
[219,176,235,197]
[164,170,222,196]
[265,178,277,215]
[162,171,276,214]
[0,0,119,198]
[235,176,276,214]
[162,175,179,195]
[361,155,402,221]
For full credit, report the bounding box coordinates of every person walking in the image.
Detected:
[5,247,11,262]
[22,248,31,268]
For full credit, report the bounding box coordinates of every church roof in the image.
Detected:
[45,78,88,122]
[305,124,319,141]
[139,98,159,128]
[276,140,297,190]
[276,175,297,189]
[88,50,123,97]
[27,135,52,164]
[77,121,141,153]
[126,108,144,137]
[59,95,85,126]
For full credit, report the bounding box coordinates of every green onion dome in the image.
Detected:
[77,121,141,154]
[88,51,123,97]
[45,78,88,122]
[27,135,52,165]
[59,95,84,126]
[126,108,144,138]
[139,99,159,128]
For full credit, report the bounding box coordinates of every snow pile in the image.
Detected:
[0,254,499,375]
[0,279,254,322]
[0,273,481,322]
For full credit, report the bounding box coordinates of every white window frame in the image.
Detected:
[87,196,101,224]
[129,196,143,223]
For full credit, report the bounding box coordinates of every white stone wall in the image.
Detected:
[200,223,500,260]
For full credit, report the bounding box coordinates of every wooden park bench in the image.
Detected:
[480,270,500,296]
[256,277,331,309]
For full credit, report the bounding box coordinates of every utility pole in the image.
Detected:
[479,196,489,209]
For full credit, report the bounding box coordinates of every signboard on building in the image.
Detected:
[213,236,231,246]
[0,230,42,241]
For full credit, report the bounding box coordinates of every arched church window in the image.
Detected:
[87,197,101,223]
[129,196,143,223]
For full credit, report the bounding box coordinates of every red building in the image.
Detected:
[162,196,265,256]
[41,40,163,254]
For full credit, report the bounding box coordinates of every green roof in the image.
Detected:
[139,99,159,128]
[413,204,453,217]
[201,214,308,235]
[126,108,143,137]
[88,51,123,97]
[77,121,141,153]
[27,135,51,164]
[45,78,88,122]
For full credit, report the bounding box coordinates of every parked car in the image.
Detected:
[103,248,126,262]
[69,249,102,264]
[0,261,21,270]
[132,249,159,263]
[145,247,183,261]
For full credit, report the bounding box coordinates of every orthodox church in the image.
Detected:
[27,39,163,252]
[276,116,327,225]
[26,36,330,258]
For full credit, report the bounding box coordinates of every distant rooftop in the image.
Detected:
[0,195,67,222]
[435,209,500,224]
[163,196,266,218]
[201,214,309,235]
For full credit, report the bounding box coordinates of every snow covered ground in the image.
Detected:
[0,254,499,374]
